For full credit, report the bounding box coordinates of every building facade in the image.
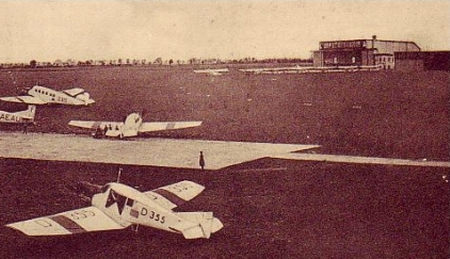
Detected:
[313,35,420,68]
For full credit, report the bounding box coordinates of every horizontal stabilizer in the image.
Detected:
[63,88,95,105]
[171,212,223,239]
[63,88,86,97]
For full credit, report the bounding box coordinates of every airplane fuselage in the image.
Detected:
[28,86,83,105]
[93,113,142,139]
[1,85,94,106]
[91,183,181,234]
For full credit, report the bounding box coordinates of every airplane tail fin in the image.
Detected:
[121,112,142,137]
[171,212,223,239]
[15,105,36,121]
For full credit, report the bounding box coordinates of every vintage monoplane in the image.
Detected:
[6,179,223,239]
[0,105,36,124]
[239,65,305,75]
[68,112,202,139]
[0,85,95,106]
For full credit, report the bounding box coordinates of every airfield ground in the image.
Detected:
[0,66,448,160]
[0,158,448,258]
[0,66,449,258]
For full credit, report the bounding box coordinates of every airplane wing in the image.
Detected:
[6,206,128,236]
[68,120,120,130]
[239,68,263,74]
[144,180,205,210]
[0,95,47,105]
[63,88,86,97]
[138,121,202,133]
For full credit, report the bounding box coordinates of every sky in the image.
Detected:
[0,0,449,63]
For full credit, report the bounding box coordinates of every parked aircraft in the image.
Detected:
[239,65,304,75]
[0,105,35,124]
[194,68,229,76]
[240,65,383,74]
[0,85,95,106]
[6,180,223,239]
[69,112,202,139]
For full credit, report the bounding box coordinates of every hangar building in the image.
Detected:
[313,35,420,69]
[394,51,450,72]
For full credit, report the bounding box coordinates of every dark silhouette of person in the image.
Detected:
[199,151,205,170]
[93,126,104,138]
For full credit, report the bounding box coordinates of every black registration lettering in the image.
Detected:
[146,210,166,224]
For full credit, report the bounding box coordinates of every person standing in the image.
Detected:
[199,151,205,170]
[22,123,28,134]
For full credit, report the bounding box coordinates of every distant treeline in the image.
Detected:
[0,57,312,69]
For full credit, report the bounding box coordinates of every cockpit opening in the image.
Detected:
[104,188,134,215]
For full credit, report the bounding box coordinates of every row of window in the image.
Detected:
[326,56,394,63]
[34,88,55,97]
[327,57,357,64]
[376,56,394,62]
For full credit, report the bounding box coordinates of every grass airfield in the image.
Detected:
[0,66,449,258]
[1,66,448,159]
[0,158,448,258]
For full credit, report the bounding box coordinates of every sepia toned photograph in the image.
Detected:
[0,1,449,258]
